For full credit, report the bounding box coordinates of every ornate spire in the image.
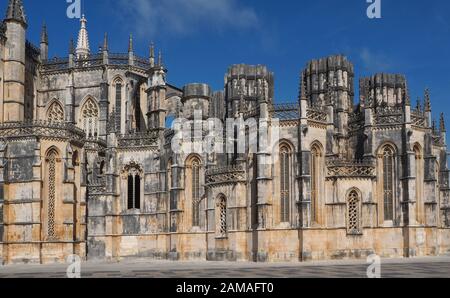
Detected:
[103,33,108,52]
[76,14,90,58]
[424,88,431,112]
[40,22,48,44]
[440,113,446,133]
[128,34,133,53]
[5,0,27,26]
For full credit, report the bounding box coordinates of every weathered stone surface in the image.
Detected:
[0,0,449,265]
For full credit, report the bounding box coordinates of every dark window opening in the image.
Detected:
[127,172,141,210]
[128,175,134,209]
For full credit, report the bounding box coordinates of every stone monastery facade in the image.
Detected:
[0,0,449,264]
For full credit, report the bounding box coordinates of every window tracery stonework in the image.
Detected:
[191,159,201,227]
[47,102,64,122]
[347,190,361,235]
[80,98,99,139]
[121,161,143,210]
[280,145,290,223]
[381,146,395,221]
[46,150,58,239]
[217,197,227,238]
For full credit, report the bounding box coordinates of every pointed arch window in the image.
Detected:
[115,81,122,113]
[80,98,99,139]
[347,190,362,235]
[217,196,227,238]
[414,145,424,224]
[382,145,396,221]
[280,145,291,223]
[46,149,59,240]
[47,101,64,122]
[192,159,201,227]
[113,80,124,131]
[123,163,142,211]
[310,143,322,223]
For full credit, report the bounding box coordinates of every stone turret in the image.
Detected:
[2,0,27,122]
[224,64,274,117]
[182,83,212,120]
[302,55,355,157]
[302,55,354,109]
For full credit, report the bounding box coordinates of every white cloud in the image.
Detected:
[115,0,260,38]
[359,48,393,73]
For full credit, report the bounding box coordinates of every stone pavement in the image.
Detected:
[0,257,449,278]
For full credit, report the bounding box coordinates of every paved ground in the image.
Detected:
[0,257,449,278]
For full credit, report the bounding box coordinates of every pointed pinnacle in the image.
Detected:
[150,42,155,58]
[128,34,133,53]
[424,88,431,112]
[69,38,75,55]
[103,33,108,51]
[41,22,48,44]
[440,113,446,133]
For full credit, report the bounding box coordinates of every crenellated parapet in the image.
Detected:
[360,73,407,107]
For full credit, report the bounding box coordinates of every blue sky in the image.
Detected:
[14,0,450,140]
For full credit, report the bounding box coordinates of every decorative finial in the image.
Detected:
[103,33,108,51]
[128,34,133,53]
[440,113,446,133]
[432,119,437,134]
[424,88,431,112]
[416,97,422,112]
[40,22,48,44]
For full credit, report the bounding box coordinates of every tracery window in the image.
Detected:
[280,145,291,223]
[46,149,58,239]
[47,101,64,122]
[347,190,361,235]
[80,98,99,139]
[381,145,395,221]
[217,196,227,237]
[123,164,142,210]
[414,145,424,224]
[192,159,201,227]
[310,143,322,223]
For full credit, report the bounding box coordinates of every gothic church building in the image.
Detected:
[0,0,449,264]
